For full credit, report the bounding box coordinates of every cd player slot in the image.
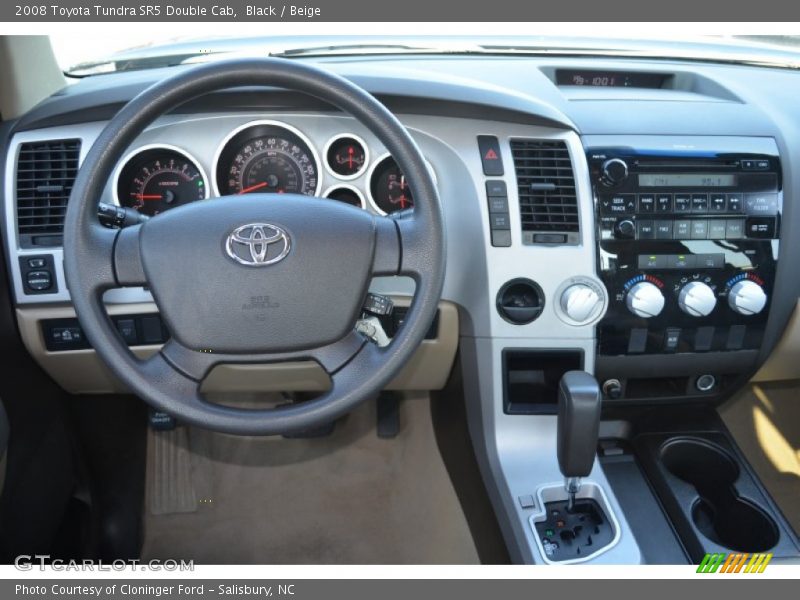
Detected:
[634,160,740,170]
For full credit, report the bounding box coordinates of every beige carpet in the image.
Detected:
[720,381,800,535]
[141,394,479,564]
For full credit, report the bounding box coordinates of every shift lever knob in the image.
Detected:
[557,371,601,509]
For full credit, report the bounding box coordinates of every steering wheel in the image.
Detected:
[63,58,445,436]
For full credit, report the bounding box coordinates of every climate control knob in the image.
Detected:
[561,284,603,323]
[626,282,665,318]
[601,158,629,187]
[679,281,717,317]
[728,280,768,315]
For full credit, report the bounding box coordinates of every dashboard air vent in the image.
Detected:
[511,139,579,244]
[16,139,81,244]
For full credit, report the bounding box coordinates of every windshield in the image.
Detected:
[50,34,800,77]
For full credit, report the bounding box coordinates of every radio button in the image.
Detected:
[656,194,673,213]
[601,158,629,186]
[710,194,727,212]
[755,159,770,170]
[726,194,743,213]
[691,220,709,239]
[708,220,727,240]
[691,194,709,212]
[655,221,673,240]
[726,219,745,239]
[614,219,636,239]
[744,193,778,215]
[741,159,756,170]
[636,220,655,239]
[607,194,635,214]
[674,220,692,240]
[746,216,776,239]
[638,195,655,213]
[674,195,692,213]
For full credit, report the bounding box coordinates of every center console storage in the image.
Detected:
[502,349,583,414]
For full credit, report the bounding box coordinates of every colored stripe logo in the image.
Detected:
[697,552,773,573]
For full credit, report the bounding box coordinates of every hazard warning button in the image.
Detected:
[477,135,504,176]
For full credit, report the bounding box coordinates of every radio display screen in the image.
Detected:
[638,173,738,187]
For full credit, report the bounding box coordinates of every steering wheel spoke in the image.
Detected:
[393,211,434,280]
[75,222,146,292]
[113,223,147,286]
[79,224,122,291]
[371,215,401,276]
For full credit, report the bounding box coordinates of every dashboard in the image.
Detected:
[2,53,800,405]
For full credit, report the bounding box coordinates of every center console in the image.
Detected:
[585,136,781,402]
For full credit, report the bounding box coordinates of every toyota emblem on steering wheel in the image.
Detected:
[225,223,291,266]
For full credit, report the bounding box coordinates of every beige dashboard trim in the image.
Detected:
[16,299,459,395]
[752,299,800,382]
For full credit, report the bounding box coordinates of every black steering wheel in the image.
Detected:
[63,58,446,436]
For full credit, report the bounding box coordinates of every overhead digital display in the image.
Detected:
[555,69,669,88]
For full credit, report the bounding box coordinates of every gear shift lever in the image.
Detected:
[557,371,601,511]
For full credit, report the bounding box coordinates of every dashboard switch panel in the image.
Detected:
[42,313,169,351]
[19,255,58,295]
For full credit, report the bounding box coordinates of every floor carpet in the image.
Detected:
[141,393,479,564]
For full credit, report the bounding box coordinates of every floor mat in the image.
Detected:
[720,381,800,535]
[141,394,479,564]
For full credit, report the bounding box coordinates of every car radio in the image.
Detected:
[587,142,781,357]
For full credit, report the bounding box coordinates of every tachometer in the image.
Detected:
[115,146,207,216]
[215,121,320,197]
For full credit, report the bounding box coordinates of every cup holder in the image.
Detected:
[660,437,779,552]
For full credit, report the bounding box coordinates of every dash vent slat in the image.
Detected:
[511,139,579,242]
[16,139,81,239]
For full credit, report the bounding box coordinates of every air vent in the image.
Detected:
[16,139,81,245]
[511,139,579,245]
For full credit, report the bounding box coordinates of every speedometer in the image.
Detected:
[214,121,320,197]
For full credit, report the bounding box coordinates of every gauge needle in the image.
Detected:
[134,194,162,200]
[399,176,407,208]
[238,182,268,194]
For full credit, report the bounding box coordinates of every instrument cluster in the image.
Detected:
[113,119,433,216]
